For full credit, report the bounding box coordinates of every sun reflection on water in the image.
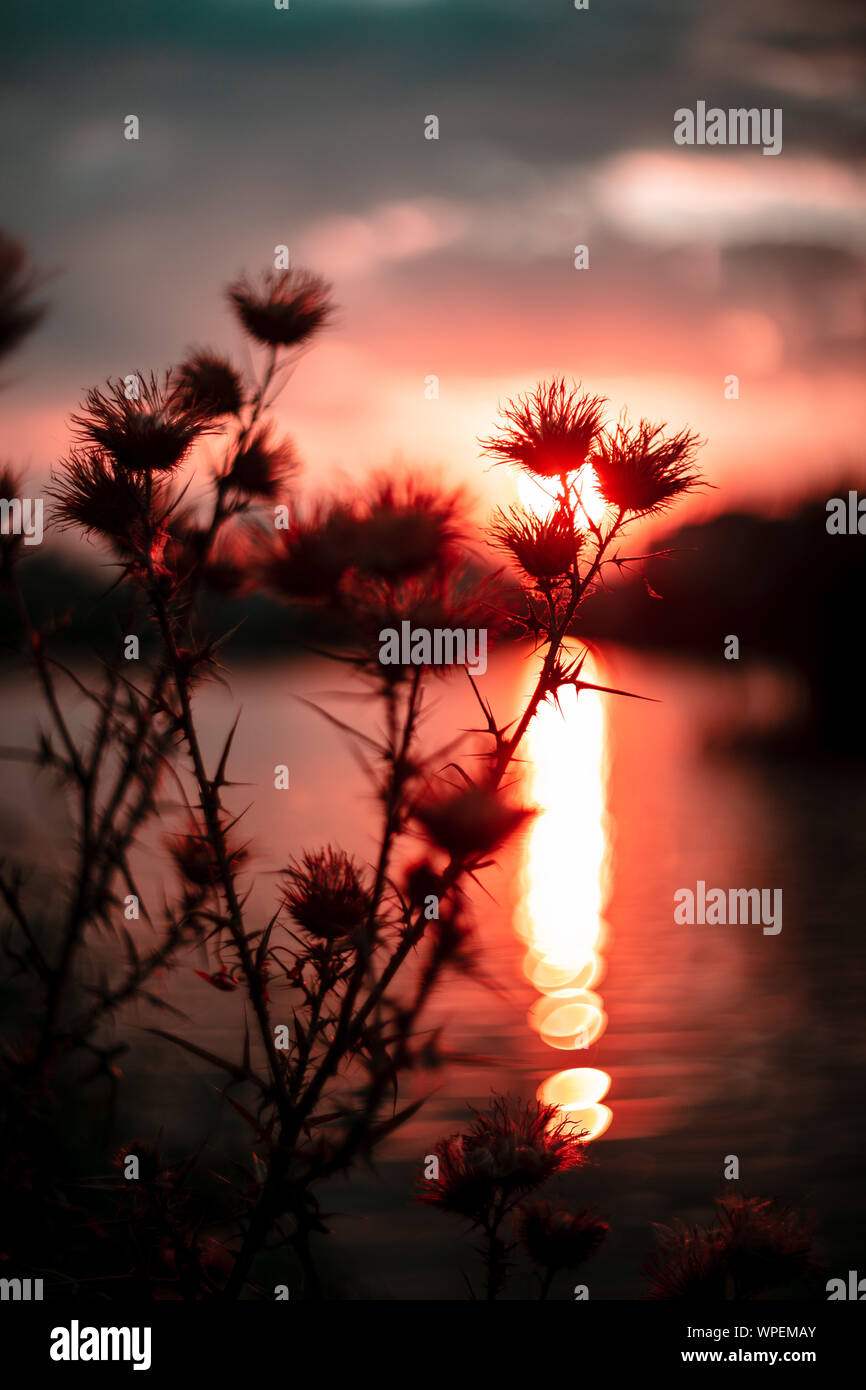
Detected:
[518,654,613,1141]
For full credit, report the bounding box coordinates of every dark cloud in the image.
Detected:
[721,241,866,363]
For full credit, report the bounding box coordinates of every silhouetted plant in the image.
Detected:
[0,229,44,361]
[419,1095,606,1299]
[644,1195,818,1300]
[519,1199,609,1299]
[0,230,704,1298]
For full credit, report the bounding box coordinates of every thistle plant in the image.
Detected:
[644,1195,818,1301]
[0,229,705,1299]
[419,1095,608,1300]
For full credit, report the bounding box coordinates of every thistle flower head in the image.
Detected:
[73,372,212,473]
[591,418,703,517]
[173,350,244,419]
[715,1195,817,1298]
[645,1195,816,1300]
[519,1200,608,1271]
[263,502,358,599]
[48,448,160,552]
[418,1096,585,1222]
[281,847,371,942]
[167,824,248,890]
[226,423,297,499]
[415,784,534,861]
[0,230,44,360]
[480,379,607,479]
[489,504,582,581]
[645,1217,724,1300]
[348,478,461,581]
[228,268,335,349]
[344,564,501,685]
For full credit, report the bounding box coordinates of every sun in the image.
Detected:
[517,463,608,529]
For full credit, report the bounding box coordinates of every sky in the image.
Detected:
[1,0,864,532]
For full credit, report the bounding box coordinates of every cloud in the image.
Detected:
[296,199,466,277]
[593,152,866,249]
[3,0,863,512]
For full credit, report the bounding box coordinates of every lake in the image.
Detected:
[2,645,864,1298]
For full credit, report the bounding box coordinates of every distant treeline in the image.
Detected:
[0,551,348,663]
[3,492,863,749]
[576,490,866,750]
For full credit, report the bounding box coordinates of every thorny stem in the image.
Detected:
[289,510,625,1132]
[224,511,628,1296]
[12,395,631,1295]
[6,572,184,1071]
[194,345,279,569]
[7,577,86,784]
[319,515,626,1060]
[482,1191,513,1302]
[492,505,624,780]
[223,667,424,1298]
[147,574,290,1125]
[6,576,99,1067]
[300,668,423,1115]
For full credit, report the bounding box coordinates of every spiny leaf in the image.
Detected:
[213,708,242,788]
